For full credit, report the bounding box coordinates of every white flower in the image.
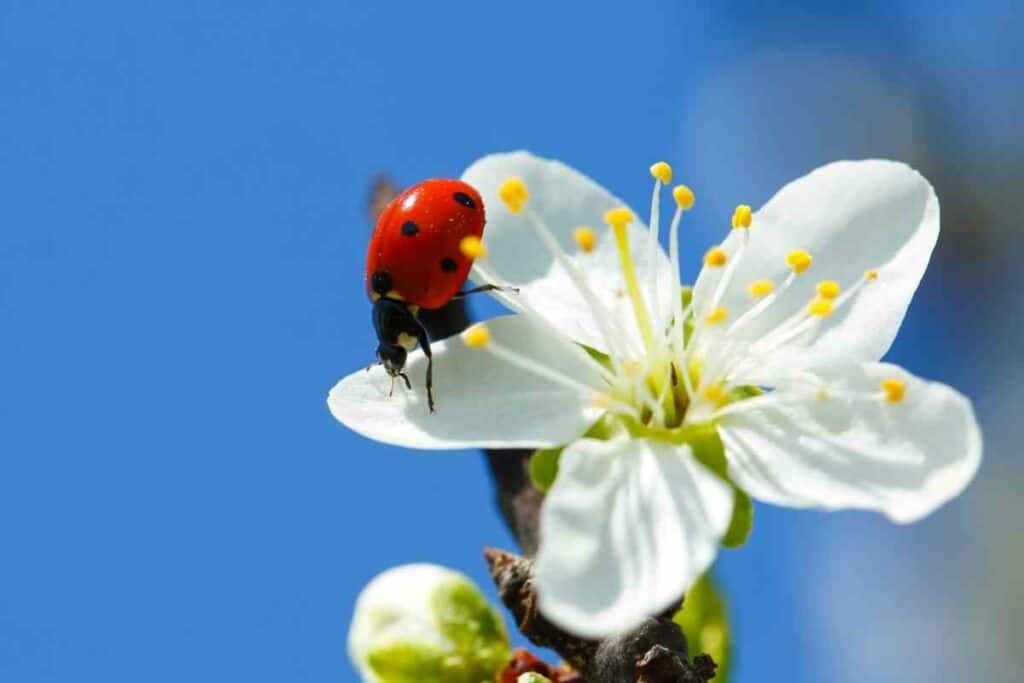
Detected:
[348,563,510,683]
[329,151,982,639]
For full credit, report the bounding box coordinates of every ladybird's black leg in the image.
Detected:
[415,321,436,413]
[451,284,519,300]
[387,375,396,398]
[398,372,412,390]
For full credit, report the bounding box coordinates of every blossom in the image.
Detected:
[348,564,510,683]
[329,151,982,639]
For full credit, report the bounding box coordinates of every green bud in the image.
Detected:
[518,674,554,683]
[349,564,510,683]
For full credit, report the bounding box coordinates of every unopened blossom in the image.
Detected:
[330,151,982,639]
[348,563,510,683]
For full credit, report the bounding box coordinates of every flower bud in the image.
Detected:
[349,564,510,683]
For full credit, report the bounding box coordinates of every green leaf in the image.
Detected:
[430,578,510,681]
[528,448,562,492]
[721,488,753,548]
[673,573,731,682]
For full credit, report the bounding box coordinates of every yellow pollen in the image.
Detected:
[604,207,635,231]
[704,246,728,268]
[816,280,841,299]
[881,378,906,403]
[702,384,726,404]
[705,307,728,325]
[816,387,829,401]
[573,226,597,253]
[865,268,879,281]
[672,184,695,210]
[458,235,487,259]
[497,177,529,214]
[748,279,775,298]
[650,161,673,184]
[786,249,813,274]
[732,204,753,229]
[462,323,491,349]
[807,298,834,317]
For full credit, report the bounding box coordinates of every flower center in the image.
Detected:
[464,164,905,443]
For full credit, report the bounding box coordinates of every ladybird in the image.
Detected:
[366,178,508,412]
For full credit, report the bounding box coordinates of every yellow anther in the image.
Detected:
[573,226,597,253]
[748,279,775,298]
[591,392,612,409]
[459,235,487,259]
[704,246,728,268]
[732,204,753,229]
[807,298,834,317]
[672,185,695,211]
[604,207,635,231]
[704,307,728,325]
[816,280,841,299]
[650,161,673,184]
[462,323,491,349]
[497,177,529,214]
[881,378,907,404]
[786,249,813,274]
[865,268,879,281]
[702,384,726,404]
[816,387,829,401]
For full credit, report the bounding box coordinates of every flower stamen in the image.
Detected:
[573,226,597,253]
[606,207,656,352]
[459,235,487,259]
[881,378,906,403]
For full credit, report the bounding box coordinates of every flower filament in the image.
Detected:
[478,165,891,439]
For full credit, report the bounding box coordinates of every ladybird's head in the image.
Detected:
[376,343,408,377]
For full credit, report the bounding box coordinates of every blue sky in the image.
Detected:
[2,1,1020,681]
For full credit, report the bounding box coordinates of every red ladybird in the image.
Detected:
[366,178,507,412]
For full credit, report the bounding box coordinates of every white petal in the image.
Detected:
[693,160,938,367]
[534,437,733,638]
[719,363,982,523]
[327,315,606,450]
[462,151,675,356]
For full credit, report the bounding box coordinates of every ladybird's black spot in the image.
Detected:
[440,257,458,273]
[401,220,419,236]
[371,270,393,294]
[453,192,476,209]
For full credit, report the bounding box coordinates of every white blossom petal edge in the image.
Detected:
[534,437,732,638]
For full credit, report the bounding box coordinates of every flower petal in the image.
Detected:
[462,151,675,356]
[534,437,733,638]
[718,363,982,523]
[327,315,605,450]
[693,160,938,367]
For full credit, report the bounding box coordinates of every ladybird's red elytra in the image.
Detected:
[366,178,485,309]
[365,178,499,414]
